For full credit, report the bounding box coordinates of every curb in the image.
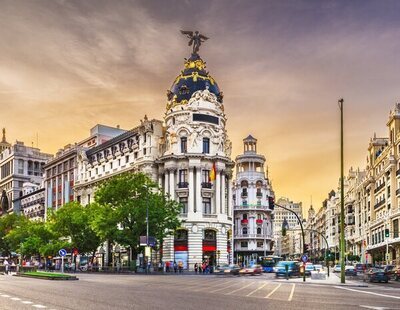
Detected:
[273,279,368,287]
[15,274,79,281]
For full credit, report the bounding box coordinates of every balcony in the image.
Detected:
[241,219,249,225]
[203,214,217,219]
[241,191,248,198]
[374,183,385,194]
[201,182,212,189]
[234,204,271,211]
[177,182,189,189]
[235,234,272,239]
[256,219,263,225]
[374,199,386,210]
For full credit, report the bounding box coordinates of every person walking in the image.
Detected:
[202,262,206,274]
[4,259,9,275]
[173,261,178,273]
[166,261,170,273]
[194,263,198,274]
[178,261,183,274]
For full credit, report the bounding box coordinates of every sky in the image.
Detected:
[1,0,400,215]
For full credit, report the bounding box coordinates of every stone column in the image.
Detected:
[164,171,169,196]
[221,172,226,214]
[169,169,175,200]
[228,176,233,217]
[188,168,194,214]
[196,167,202,213]
[215,169,221,214]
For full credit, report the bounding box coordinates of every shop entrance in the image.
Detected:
[202,229,217,267]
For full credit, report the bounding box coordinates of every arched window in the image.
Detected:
[242,227,248,235]
[257,227,262,235]
[241,180,248,188]
[204,229,216,241]
[243,213,248,220]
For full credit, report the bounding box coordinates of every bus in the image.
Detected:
[260,255,282,273]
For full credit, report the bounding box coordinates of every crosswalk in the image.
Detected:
[149,276,296,301]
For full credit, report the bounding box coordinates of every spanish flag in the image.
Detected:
[209,162,216,182]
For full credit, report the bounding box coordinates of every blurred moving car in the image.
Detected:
[365,268,390,283]
[239,264,263,276]
[305,263,315,276]
[214,264,241,276]
[275,261,300,278]
[313,264,323,272]
[382,265,396,279]
[333,265,341,273]
[392,266,400,281]
[345,266,357,276]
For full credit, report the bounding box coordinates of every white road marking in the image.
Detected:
[32,305,47,309]
[0,294,11,297]
[224,281,254,295]
[334,286,400,300]
[196,279,235,291]
[246,282,268,297]
[212,281,242,293]
[11,297,21,301]
[360,306,390,310]
[288,284,295,301]
[265,284,282,299]
[21,301,33,304]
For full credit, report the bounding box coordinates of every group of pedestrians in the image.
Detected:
[165,260,184,273]
[194,262,213,274]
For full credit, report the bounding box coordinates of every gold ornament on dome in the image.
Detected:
[184,59,206,71]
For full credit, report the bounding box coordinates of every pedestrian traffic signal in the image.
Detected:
[385,229,390,238]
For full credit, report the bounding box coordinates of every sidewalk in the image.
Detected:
[274,272,368,287]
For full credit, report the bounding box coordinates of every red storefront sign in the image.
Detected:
[203,245,216,251]
[174,245,188,251]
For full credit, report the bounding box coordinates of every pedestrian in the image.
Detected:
[202,262,206,274]
[4,259,9,275]
[178,261,183,273]
[173,261,178,273]
[166,261,170,273]
[194,263,198,274]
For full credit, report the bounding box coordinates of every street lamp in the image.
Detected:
[338,98,345,284]
[115,244,121,272]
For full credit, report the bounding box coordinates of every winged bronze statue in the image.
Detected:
[180,30,209,55]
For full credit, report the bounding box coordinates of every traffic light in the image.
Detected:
[385,229,390,238]
[268,196,275,210]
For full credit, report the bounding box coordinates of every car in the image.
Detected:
[354,263,370,273]
[313,264,323,272]
[214,264,241,276]
[275,261,300,278]
[392,266,400,281]
[381,265,396,279]
[239,264,263,276]
[305,263,315,276]
[333,264,341,273]
[345,266,357,276]
[364,268,390,283]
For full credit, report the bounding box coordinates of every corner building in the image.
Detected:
[159,52,234,269]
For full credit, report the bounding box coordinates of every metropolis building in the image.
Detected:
[71,34,234,269]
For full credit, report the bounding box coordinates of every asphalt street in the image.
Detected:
[0,273,399,310]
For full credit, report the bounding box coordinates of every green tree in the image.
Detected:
[0,213,25,257]
[49,201,102,262]
[92,172,181,261]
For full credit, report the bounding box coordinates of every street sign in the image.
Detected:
[301,254,308,263]
[59,249,67,257]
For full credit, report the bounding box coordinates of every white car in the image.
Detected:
[314,264,323,272]
[333,265,341,273]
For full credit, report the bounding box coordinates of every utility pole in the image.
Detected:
[338,98,345,284]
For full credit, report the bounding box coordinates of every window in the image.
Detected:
[179,197,188,214]
[203,138,210,154]
[143,148,147,155]
[125,155,129,164]
[18,159,24,174]
[257,214,262,220]
[202,170,210,183]
[242,227,248,235]
[204,230,216,240]
[181,137,187,153]
[240,241,248,248]
[203,198,211,214]
[243,213,248,220]
[179,169,188,183]
[257,241,264,248]
[110,162,113,170]
[257,227,262,234]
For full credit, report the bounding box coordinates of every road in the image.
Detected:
[0,273,399,310]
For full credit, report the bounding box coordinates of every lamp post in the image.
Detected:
[115,244,121,272]
[276,203,306,282]
[338,98,345,284]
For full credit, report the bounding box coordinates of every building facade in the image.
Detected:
[273,197,303,256]
[0,141,53,215]
[232,135,274,265]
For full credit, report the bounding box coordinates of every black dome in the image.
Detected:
[168,53,222,105]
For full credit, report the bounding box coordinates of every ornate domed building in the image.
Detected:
[159,35,234,269]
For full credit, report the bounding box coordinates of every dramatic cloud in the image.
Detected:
[1,0,400,213]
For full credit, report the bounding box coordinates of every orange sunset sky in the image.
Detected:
[1,0,400,215]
